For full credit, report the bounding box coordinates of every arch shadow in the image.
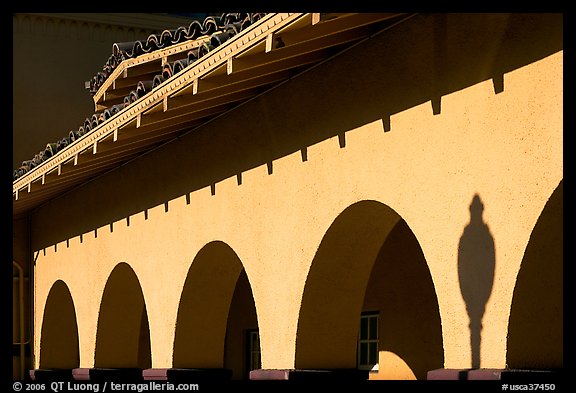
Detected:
[40,280,80,369]
[295,200,443,379]
[224,269,260,379]
[506,180,563,369]
[363,218,444,379]
[94,262,151,369]
[173,240,258,378]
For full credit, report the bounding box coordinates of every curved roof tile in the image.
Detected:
[87,13,265,95]
[14,12,267,180]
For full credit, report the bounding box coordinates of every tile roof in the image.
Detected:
[14,13,266,181]
[86,13,265,95]
[13,12,409,217]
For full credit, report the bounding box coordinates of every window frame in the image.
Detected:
[357,311,379,372]
[245,329,261,375]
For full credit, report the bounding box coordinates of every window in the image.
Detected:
[246,329,261,372]
[358,312,379,371]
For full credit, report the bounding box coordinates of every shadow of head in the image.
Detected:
[469,194,484,222]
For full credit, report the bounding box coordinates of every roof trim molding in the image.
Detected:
[91,37,213,110]
[13,13,304,198]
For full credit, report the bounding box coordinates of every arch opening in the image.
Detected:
[94,262,151,369]
[224,269,260,380]
[173,241,259,380]
[39,280,80,369]
[295,200,443,380]
[506,180,563,369]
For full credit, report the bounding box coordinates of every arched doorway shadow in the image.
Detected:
[506,180,563,369]
[94,262,151,370]
[173,241,259,380]
[363,219,444,379]
[39,280,80,370]
[295,200,443,379]
[224,269,260,379]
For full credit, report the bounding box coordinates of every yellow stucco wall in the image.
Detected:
[30,13,562,378]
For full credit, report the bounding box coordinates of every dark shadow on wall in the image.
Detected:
[362,218,444,379]
[506,180,563,369]
[137,309,152,370]
[295,200,443,376]
[94,262,151,369]
[30,13,563,250]
[39,280,80,369]
[458,194,495,369]
[224,269,259,380]
[295,201,402,370]
[173,241,244,369]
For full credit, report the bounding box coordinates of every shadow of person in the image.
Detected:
[458,194,495,369]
